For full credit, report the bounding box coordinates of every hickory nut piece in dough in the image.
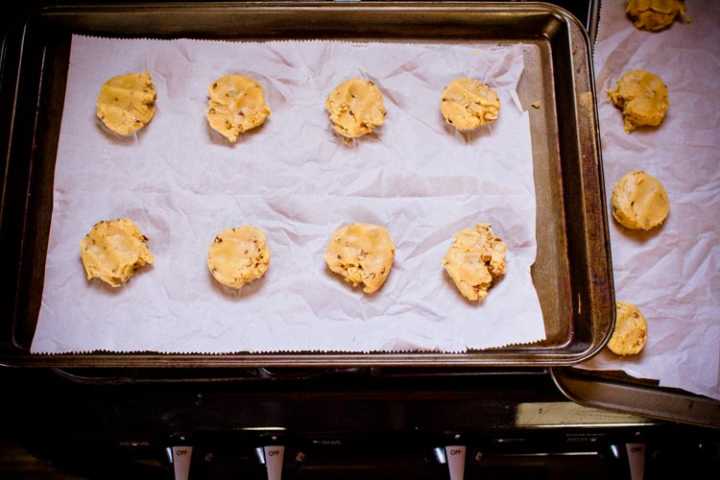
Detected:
[440,77,500,131]
[208,226,271,290]
[325,78,386,139]
[607,301,648,356]
[96,72,156,136]
[324,223,395,294]
[80,218,154,288]
[611,170,670,231]
[207,74,271,142]
[608,70,669,132]
[443,224,507,302]
[626,0,687,32]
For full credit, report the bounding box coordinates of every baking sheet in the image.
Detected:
[581,0,720,400]
[31,35,544,354]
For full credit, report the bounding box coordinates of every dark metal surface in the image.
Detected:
[1,367,720,478]
[0,2,612,367]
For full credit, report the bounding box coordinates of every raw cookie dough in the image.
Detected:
[608,70,669,132]
[440,77,500,131]
[443,224,507,302]
[324,223,395,294]
[611,170,670,230]
[80,218,154,288]
[208,226,270,290]
[325,78,386,139]
[626,0,687,31]
[607,301,648,356]
[96,72,156,136]
[207,74,271,142]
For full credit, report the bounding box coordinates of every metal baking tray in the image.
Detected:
[0,2,612,367]
[552,368,720,428]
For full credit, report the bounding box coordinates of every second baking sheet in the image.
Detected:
[580,0,720,400]
[31,36,544,353]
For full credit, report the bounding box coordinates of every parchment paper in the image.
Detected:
[31,36,545,354]
[581,0,720,400]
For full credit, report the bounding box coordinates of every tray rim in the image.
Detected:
[551,367,720,429]
[0,1,614,368]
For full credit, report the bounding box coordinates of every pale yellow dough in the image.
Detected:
[96,72,156,136]
[325,78,386,139]
[207,226,270,290]
[440,77,500,131]
[608,301,648,356]
[611,170,670,231]
[626,0,687,31]
[207,75,271,142]
[608,70,669,132]
[324,223,395,294]
[442,224,507,302]
[80,218,154,288]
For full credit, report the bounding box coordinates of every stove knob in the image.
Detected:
[171,446,192,480]
[264,445,284,480]
[445,445,466,480]
[626,443,645,480]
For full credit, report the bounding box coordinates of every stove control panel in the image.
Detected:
[159,434,670,480]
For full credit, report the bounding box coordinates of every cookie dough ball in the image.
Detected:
[626,0,687,31]
[607,301,648,356]
[440,77,500,131]
[611,170,670,230]
[608,70,669,132]
[207,74,271,142]
[324,223,395,294]
[325,78,386,139]
[96,72,156,136]
[208,226,270,290]
[80,218,154,287]
[443,224,507,302]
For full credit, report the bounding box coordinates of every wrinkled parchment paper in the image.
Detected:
[31,36,545,354]
[581,1,720,400]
